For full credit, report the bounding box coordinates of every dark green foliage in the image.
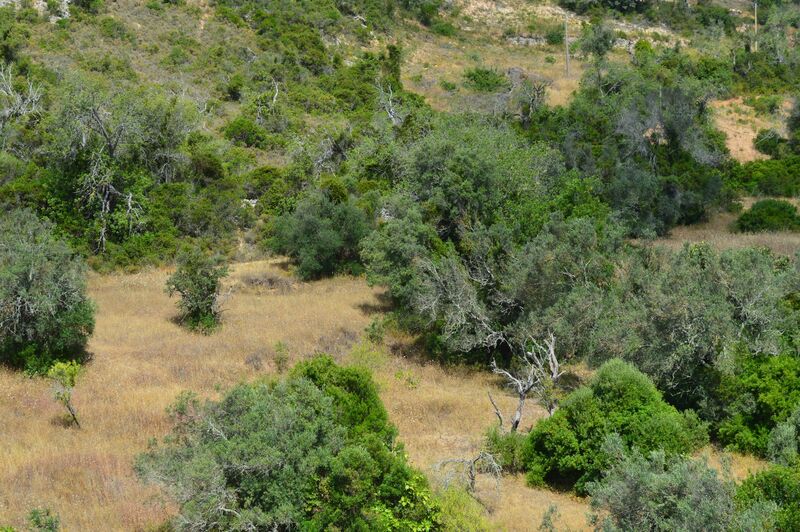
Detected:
[738,465,800,530]
[730,157,800,197]
[754,128,789,158]
[589,440,775,531]
[0,210,94,373]
[523,360,708,493]
[462,67,509,92]
[136,356,441,531]
[717,355,800,456]
[223,115,267,148]
[165,247,228,332]
[291,354,396,443]
[736,199,800,233]
[560,0,651,14]
[272,191,369,280]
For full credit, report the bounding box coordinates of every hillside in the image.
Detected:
[3,0,800,529]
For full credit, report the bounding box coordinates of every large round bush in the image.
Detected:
[736,199,800,233]
[522,359,708,493]
[0,209,94,373]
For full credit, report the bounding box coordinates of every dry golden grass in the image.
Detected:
[654,197,800,256]
[0,259,770,531]
[711,97,792,163]
[0,259,593,531]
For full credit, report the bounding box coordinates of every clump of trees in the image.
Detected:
[0,209,94,373]
[165,247,228,332]
[588,436,777,531]
[522,359,708,493]
[136,355,442,530]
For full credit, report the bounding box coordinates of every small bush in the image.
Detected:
[27,508,60,532]
[439,79,457,92]
[223,115,266,148]
[717,354,800,456]
[754,129,789,158]
[462,67,509,92]
[735,199,800,233]
[522,359,708,493]
[590,439,775,531]
[165,247,228,332]
[137,355,441,530]
[544,24,564,45]
[430,19,456,36]
[485,426,526,473]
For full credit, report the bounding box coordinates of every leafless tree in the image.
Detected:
[376,81,407,127]
[414,255,504,353]
[434,451,502,495]
[489,333,563,432]
[78,153,143,252]
[0,63,42,150]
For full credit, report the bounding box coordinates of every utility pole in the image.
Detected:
[754,0,759,52]
[564,14,570,77]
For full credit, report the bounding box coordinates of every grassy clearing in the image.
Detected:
[655,197,800,256]
[0,259,767,530]
[0,259,582,530]
[711,97,793,163]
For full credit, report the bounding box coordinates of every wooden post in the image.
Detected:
[754,0,758,53]
[565,14,570,77]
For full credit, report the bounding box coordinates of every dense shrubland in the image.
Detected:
[4,0,800,527]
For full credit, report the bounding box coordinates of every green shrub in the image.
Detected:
[436,488,491,531]
[223,115,266,148]
[485,426,526,473]
[165,247,228,332]
[745,95,782,116]
[271,191,369,280]
[737,465,800,530]
[136,356,441,530]
[754,128,789,158]
[730,157,800,196]
[0,210,94,373]
[735,199,800,233]
[462,67,509,92]
[430,19,456,36]
[97,16,134,41]
[522,359,708,493]
[544,24,564,45]
[27,508,60,532]
[590,439,775,531]
[439,79,457,92]
[717,355,800,456]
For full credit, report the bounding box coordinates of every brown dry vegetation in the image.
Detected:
[655,197,800,255]
[0,259,769,530]
[0,259,588,530]
[711,97,792,163]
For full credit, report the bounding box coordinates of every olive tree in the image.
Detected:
[588,436,777,531]
[0,209,94,373]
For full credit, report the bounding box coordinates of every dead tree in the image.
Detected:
[434,451,502,495]
[0,64,42,149]
[489,333,563,432]
[376,81,406,127]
